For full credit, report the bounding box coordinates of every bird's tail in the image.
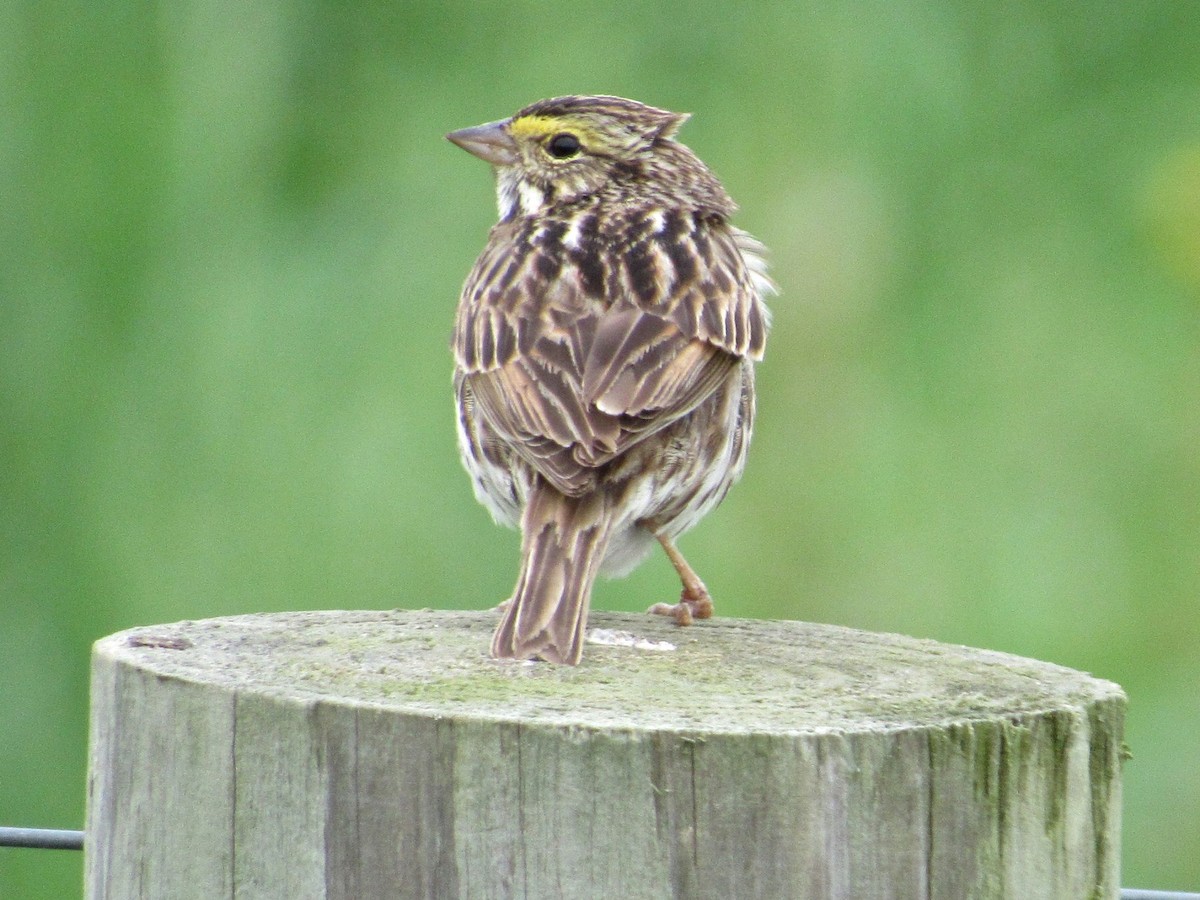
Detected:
[491,484,613,665]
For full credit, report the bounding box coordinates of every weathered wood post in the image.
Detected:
[85,610,1125,899]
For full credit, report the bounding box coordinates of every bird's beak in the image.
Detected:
[446,118,519,166]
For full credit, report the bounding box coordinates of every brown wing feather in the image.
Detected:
[453,210,766,497]
[630,218,768,361]
[453,220,534,373]
[582,307,738,421]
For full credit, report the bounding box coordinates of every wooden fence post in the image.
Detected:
[85,609,1125,899]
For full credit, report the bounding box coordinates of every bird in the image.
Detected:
[446,95,773,665]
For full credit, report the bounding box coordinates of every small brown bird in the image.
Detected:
[447,96,773,665]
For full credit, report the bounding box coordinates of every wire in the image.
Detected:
[0,827,84,851]
[4,825,1199,899]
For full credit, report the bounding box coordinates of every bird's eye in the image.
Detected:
[546,133,582,159]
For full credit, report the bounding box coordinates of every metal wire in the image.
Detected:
[0,827,84,850]
[5,825,1200,899]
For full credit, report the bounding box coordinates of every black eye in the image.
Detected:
[546,133,581,159]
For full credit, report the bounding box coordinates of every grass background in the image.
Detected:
[3,1,1198,894]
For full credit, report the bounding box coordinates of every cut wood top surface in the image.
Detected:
[96,609,1123,735]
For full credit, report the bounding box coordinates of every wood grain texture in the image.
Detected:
[85,610,1125,899]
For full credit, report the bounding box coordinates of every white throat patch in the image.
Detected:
[495,169,547,219]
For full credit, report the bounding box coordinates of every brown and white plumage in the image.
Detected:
[448,95,772,665]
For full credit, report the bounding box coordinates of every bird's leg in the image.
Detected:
[647,534,714,626]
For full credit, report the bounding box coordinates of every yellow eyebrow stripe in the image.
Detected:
[509,115,592,142]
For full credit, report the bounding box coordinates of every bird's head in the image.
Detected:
[447,95,730,220]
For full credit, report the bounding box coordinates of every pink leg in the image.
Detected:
[647,534,714,626]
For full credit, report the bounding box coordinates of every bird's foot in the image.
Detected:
[647,586,714,627]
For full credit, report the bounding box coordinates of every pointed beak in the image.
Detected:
[446,118,519,166]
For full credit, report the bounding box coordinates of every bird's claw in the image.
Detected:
[647,588,714,627]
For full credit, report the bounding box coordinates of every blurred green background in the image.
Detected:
[3,1,1198,895]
